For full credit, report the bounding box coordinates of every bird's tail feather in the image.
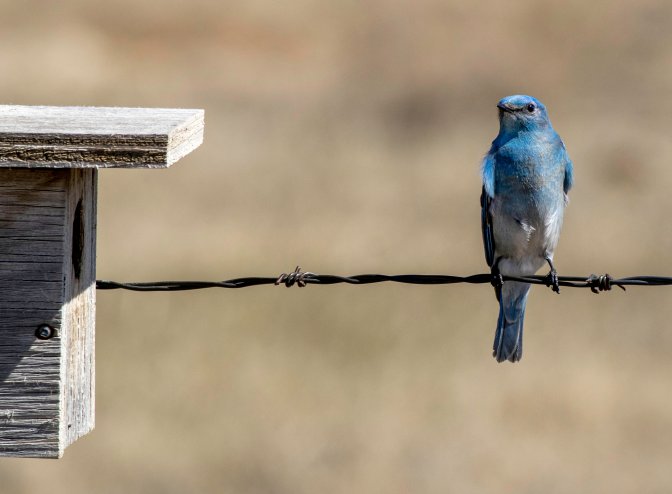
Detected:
[493,281,531,363]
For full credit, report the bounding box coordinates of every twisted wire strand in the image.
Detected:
[96,266,672,293]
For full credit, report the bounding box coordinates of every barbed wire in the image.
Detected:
[95,266,672,293]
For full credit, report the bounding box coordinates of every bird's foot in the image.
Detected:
[545,269,560,294]
[490,265,504,301]
[490,261,504,290]
[490,272,504,290]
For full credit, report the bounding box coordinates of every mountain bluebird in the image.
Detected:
[481,95,573,362]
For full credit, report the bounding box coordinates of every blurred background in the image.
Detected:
[0,0,671,492]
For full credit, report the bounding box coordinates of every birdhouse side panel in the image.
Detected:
[60,168,96,453]
[0,169,68,457]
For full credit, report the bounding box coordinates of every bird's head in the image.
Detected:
[497,95,550,133]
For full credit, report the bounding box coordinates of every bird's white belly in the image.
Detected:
[491,198,564,276]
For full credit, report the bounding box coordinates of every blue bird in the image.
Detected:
[481,95,573,362]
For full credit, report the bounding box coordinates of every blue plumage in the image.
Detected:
[481,95,573,362]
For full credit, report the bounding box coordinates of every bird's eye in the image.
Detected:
[526,103,536,113]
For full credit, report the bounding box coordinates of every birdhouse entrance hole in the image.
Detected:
[72,198,84,280]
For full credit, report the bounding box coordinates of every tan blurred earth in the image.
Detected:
[0,1,671,492]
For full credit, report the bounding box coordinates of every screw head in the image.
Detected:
[35,324,56,340]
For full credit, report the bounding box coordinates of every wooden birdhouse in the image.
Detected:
[0,105,204,458]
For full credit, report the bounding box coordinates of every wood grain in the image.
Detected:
[0,105,204,168]
[0,168,96,458]
[60,168,96,455]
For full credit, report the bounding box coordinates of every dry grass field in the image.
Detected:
[0,0,671,492]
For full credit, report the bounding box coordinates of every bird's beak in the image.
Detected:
[497,102,515,113]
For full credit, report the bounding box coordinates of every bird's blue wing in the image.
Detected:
[563,158,574,194]
[559,140,573,194]
[481,186,495,267]
[480,154,496,267]
[481,153,495,198]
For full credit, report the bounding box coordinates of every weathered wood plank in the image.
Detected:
[0,105,203,168]
[60,168,96,455]
[0,168,95,458]
[0,169,64,457]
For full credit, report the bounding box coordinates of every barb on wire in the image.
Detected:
[275,266,316,287]
[95,266,672,293]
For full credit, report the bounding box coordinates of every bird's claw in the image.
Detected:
[491,271,504,302]
[545,269,560,294]
[490,272,503,290]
